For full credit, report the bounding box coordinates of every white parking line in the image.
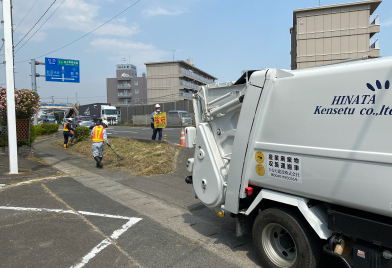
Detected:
[0,206,142,268]
[70,239,111,268]
[72,218,142,268]
[0,177,60,190]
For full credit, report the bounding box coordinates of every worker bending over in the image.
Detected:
[151,104,162,140]
[91,120,110,168]
[63,119,75,149]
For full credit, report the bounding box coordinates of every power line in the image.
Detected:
[15,0,66,54]
[13,0,39,33]
[15,0,141,64]
[14,0,57,48]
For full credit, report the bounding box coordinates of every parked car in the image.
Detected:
[42,114,56,124]
[72,116,95,128]
[167,110,193,126]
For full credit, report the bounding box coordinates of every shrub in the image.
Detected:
[75,126,90,142]
[0,88,41,120]
[32,123,59,136]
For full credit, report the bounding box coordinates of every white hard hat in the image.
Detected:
[102,120,108,126]
[155,104,161,108]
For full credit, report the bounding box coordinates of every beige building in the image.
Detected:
[291,0,381,70]
[145,59,217,104]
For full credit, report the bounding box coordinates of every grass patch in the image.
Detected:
[50,137,178,176]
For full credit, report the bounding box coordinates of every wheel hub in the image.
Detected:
[262,223,297,267]
[279,232,294,250]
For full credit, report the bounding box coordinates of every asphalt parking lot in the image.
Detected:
[0,177,240,268]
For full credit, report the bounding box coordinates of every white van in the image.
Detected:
[167,110,193,126]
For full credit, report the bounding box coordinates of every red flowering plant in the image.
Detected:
[0,87,41,120]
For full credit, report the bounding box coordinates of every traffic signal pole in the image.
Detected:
[3,0,18,174]
[30,59,45,125]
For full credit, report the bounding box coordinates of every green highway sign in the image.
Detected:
[57,59,79,66]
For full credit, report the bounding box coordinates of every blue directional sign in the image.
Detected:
[45,57,80,83]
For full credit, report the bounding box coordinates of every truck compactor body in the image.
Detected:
[185,57,392,268]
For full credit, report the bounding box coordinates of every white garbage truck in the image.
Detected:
[184,57,392,268]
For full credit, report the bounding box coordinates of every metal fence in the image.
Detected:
[120,99,194,124]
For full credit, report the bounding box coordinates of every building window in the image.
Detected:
[135,98,139,103]
[134,80,138,85]
[135,89,139,94]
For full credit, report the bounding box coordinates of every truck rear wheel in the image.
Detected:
[253,208,320,268]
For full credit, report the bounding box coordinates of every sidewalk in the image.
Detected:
[0,154,59,185]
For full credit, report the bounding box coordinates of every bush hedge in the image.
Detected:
[75,126,90,142]
[32,123,59,136]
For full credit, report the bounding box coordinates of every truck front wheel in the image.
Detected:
[253,208,320,268]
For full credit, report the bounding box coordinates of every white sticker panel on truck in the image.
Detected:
[267,153,302,183]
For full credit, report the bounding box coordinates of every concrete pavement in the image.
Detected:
[0,136,262,268]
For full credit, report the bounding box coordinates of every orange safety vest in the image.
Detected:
[63,123,69,131]
[92,126,104,142]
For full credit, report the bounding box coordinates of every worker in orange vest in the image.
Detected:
[63,119,75,149]
[91,120,109,168]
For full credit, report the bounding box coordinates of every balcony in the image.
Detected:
[369,38,380,57]
[118,83,131,89]
[117,102,131,106]
[369,14,380,37]
[179,67,214,84]
[118,92,132,98]
[180,79,200,90]
[180,92,193,99]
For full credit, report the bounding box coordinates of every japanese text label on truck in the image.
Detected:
[267,153,302,183]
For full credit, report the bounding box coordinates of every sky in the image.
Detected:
[1,0,392,105]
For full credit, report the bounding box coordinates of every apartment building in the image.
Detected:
[145,59,217,105]
[290,0,382,69]
[106,64,147,106]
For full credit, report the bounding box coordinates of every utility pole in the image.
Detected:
[3,0,18,174]
[75,92,77,103]
[67,96,68,104]
[50,96,54,115]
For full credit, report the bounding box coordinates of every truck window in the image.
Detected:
[104,110,117,115]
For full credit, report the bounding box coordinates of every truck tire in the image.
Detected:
[253,207,320,268]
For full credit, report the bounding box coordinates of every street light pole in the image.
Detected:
[3,0,18,174]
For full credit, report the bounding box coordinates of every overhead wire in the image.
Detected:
[15,0,66,54]
[14,0,57,48]
[15,0,141,64]
[13,0,39,33]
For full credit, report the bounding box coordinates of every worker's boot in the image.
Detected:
[99,157,103,168]
[94,156,100,168]
[64,144,67,150]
